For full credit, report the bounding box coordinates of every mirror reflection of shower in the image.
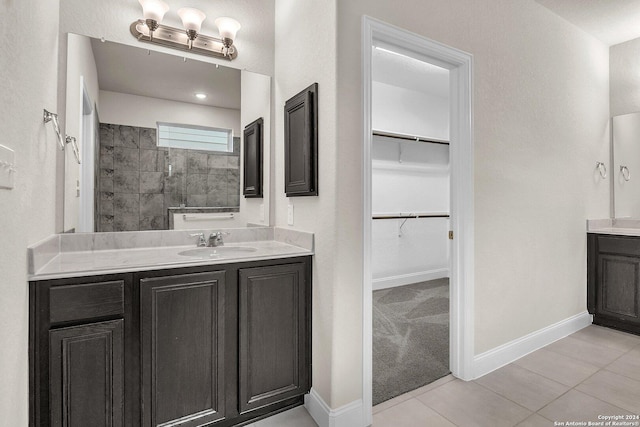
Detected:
[63,33,270,232]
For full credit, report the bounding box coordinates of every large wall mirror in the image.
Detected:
[63,33,271,233]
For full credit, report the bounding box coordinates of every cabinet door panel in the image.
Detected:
[238,263,309,414]
[49,320,124,427]
[140,271,226,427]
[598,255,640,321]
[284,83,318,196]
[243,118,263,198]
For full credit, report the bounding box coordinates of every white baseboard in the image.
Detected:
[472,311,593,379]
[372,268,449,290]
[305,388,365,427]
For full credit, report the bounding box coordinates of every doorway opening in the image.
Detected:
[361,16,474,425]
[370,47,451,405]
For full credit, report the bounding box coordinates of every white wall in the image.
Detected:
[610,37,640,117]
[372,218,450,289]
[99,90,241,135]
[0,0,60,425]
[371,136,450,288]
[329,0,610,409]
[64,33,100,232]
[274,0,339,408]
[240,70,272,225]
[372,81,449,140]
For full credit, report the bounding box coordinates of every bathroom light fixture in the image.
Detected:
[131,4,240,60]
[177,7,206,49]
[138,0,169,40]
[214,17,241,51]
[194,93,207,99]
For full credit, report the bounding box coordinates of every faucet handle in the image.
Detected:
[189,233,207,247]
[211,231,231,238]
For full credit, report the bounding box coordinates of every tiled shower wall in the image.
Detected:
[97,123,240,232]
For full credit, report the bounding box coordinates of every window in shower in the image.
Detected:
[157,122,234,153]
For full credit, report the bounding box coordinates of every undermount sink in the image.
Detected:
[178,246,258,259]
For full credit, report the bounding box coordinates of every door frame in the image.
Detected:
[361,16,475,425]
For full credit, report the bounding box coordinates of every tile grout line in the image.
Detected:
[533,358,633,418]
[571,368,640,413]
[568,326,640,350]
[373,375,455,418]
[471,378,535,417]
[411,395,462,427]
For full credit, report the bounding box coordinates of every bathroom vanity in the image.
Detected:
[28,228,313,427]
[587,220,640,336]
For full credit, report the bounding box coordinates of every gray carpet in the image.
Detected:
[373,278,450,406]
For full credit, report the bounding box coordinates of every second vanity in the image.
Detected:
[587,219,640,336]
[29,227,313,427]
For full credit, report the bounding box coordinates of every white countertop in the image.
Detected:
[587,219,640,237]
[587,227,640,237]
[30,240,313,281]
[28,227,314,281]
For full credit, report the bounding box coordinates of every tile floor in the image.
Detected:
[250,325,640,427]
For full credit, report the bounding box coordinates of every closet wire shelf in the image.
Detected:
[372,130,450,145]
[372,213,450,220]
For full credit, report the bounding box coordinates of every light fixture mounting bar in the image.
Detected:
[130,20,237,60]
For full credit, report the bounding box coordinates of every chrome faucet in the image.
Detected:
[189,233,207,247]
[209,231,229,247]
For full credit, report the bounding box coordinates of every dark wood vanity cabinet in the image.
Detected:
[30,275,132,427]
[588,234,640,335]
[30,257,312,427]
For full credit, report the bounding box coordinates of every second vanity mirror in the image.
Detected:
[63,33,270,233]
[612,112,640,218]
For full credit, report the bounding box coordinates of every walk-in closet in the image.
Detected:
[371,45,451,405]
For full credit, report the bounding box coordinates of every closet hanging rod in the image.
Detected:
[372,130,450,145]
[372,214,450,220]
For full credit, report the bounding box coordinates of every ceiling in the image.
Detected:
[372,47,449,98]
[90,38,241,110]
[536,0,640,46]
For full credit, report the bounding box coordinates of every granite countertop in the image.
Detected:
[28,227,313,281]
[587,219,640,237]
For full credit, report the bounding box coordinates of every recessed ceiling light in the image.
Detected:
[195,93,207,99]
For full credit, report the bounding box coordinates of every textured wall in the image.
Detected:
[274,0,338,407]
[334,0,610,409]
[0,1,60,425]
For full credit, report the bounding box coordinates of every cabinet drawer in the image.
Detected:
[49,280,125,324]
[598,236,640,257]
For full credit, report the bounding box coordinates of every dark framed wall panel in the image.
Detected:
[284,83,318,197]
[243,118,263,198]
